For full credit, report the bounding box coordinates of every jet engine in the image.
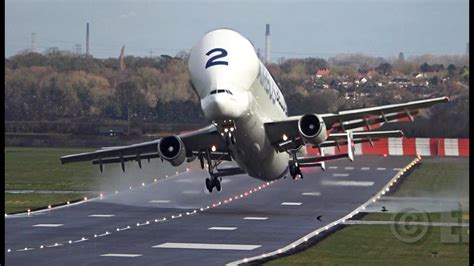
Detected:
[158,136,186,166]
[298,114,328,145]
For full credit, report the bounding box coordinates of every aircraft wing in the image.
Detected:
[265,97,448,151]
[60,124,231,169]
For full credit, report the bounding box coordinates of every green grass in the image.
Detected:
[266,225,469,266]
[391,158,469,198]
[267,157,469,265]
[362,211,467,223]
[5,147,100,191]
[5,193,93,214]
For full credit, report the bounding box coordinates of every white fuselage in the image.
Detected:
[189,29,290,181]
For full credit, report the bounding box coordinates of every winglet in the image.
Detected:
[347,131,354,162]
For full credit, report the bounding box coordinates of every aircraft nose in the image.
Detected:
[201,91,249,120]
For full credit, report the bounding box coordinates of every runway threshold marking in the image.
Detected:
[101,254,142,257]
[149,200,171,203]
[88,214,115,217]
[32,224,63,227]
[243,217,268,220]
[302,192,321,196]
[361,167,370,170]
[333,173,349,177]
[321,180,374,187]
[152,243,261,250]
[281,202,302,206]
[208,227,237,231]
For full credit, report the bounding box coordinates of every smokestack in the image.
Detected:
[86,22,90,57]
[31,33,36,53]
[265,24,271,63]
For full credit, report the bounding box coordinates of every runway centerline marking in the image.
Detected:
[302,192,321,196]
[152,243,261,250]
[281,202,302,206]
[149,200,171,203]
[344,167,355,170]
[328,166,338,169]
[333,173,349,177]
[393,168,402,171]
[101,254,142,257]
[208,227,237,231]
[32,224,63,227]
[88,214,115,218]
[243,217,268,220]
[322,180,374,187]
[361,167,370,170]
[376,167,386,170]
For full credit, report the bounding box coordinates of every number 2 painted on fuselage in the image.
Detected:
[205,48,228,69]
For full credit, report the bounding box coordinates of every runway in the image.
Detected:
[5,155,413,265]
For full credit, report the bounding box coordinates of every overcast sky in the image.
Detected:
[5,0,469,60]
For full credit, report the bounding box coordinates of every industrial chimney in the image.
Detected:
[265,24,271,63]
[86,22,90,57]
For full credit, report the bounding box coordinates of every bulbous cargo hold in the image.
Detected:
[298,114,328,145]
[158,136,186,166]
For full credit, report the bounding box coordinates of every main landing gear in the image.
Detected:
[205,175,221,193]
[289,148,303,180]
[200,149,224,193]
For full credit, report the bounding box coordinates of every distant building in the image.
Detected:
[367,68,377,78]
[315,68,330,78]
[399,52,404,61]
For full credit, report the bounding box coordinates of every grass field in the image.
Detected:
[4,146,187,213]
[266,157,469,265]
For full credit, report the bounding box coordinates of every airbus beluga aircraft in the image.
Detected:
[61,28,449,193]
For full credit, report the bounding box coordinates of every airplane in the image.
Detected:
[60,28,449,193]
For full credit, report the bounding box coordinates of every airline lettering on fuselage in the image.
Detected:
[258,62,288,114]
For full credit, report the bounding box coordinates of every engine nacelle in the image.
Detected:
[298,114,328,145]
[158,136,186,166]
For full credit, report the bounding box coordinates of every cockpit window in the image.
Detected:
[210,90,233,95]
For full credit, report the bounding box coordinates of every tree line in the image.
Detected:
[4,50,469,137]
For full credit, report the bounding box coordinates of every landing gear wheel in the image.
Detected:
[205,178,213,193]
[290,163,302,180]
[215,179,221,192]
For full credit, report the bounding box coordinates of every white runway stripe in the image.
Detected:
[32,224,63,227]
[376,167,386,170]
[393,168,402,171]
[88,214,115,217]
[243,217,268,220]
[281,202,302,206]
[344,167,355,170]
[361,167,370,170]
[328,166,338,169]
[333,173,349,177]
[101,254,142,257]
[302,192,321,196]
[149,200,171,203]
[322,180,374,187]
[208,227,237,231]
[153,242,261,250]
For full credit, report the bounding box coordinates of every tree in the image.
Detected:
[375,62,392,75]
[447,64,457,77]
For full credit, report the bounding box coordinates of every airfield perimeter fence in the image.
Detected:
[307,137,469,157]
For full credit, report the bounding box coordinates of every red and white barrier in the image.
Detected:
[308,138,469,157]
